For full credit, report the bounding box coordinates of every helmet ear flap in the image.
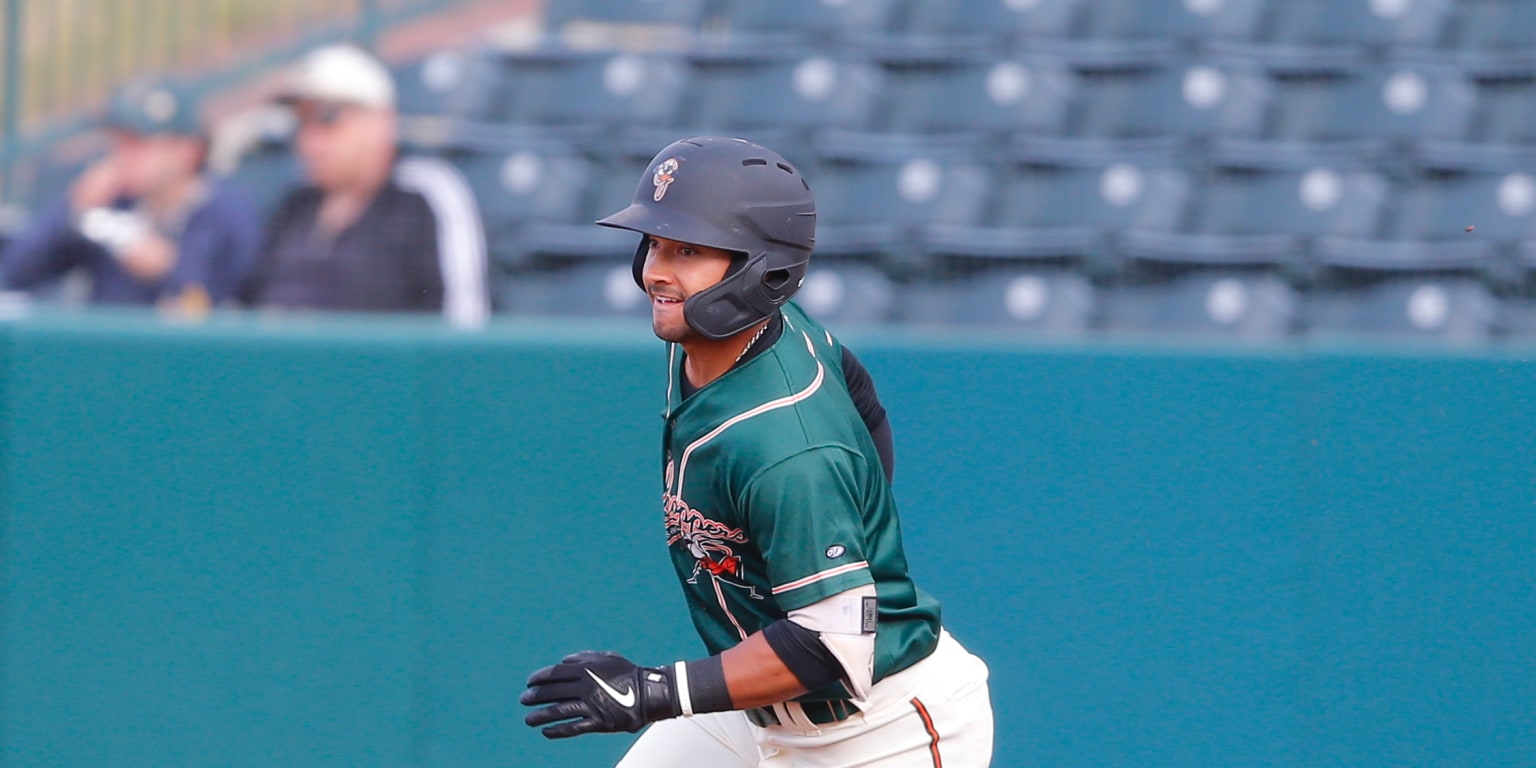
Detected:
[682,252,807,339]
[681,253,774,339]
[630,235,648,288]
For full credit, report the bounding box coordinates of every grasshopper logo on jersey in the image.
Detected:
[662,462,761,598]
[663,494,764,597]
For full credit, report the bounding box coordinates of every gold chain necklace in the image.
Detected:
[734,321,770,365]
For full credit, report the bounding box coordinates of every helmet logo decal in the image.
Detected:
[652,157,680,201]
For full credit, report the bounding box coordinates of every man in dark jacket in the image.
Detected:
[0,79,260,310]
[240,44,443,313]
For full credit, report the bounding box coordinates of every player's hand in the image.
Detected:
[520,650,681,739]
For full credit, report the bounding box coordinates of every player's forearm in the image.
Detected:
[719,630,810,709]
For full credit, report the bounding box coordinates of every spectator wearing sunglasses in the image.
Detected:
[240,44,481,316]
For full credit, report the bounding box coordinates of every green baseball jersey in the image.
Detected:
[660,303,941,699]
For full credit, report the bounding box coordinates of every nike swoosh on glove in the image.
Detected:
[521,650,682,739]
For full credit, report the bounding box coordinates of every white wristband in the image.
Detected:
[673,660,694,717]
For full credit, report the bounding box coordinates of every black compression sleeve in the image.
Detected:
[868,416,895,484]
[761,619,845,692]
[841,347,894,483]
[840,347,887,430]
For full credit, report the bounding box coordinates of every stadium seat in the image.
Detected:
[1058,44,1267,148]
[903,267,1096,333]
[1098,145,1322,339]
[808,137,995,263]
[1505,241,1536,337]
[1443,0,1536,63]
[1501,299,1536,338]
[927,145,1188,262]
[959,43,1269,158]
[497,261,652,318]
[1306,276,1499,341]
[876,0,1082,55]
[871,51,1075,145]
[854,45,1262,162]
[391,48,503,120]
[672,49,884,145]
[1242,0,1451,52]
[1470,68,1536,149]
[513,137,659,264]
[491,48,688,135]
[1209,47,1473,164]
[1102,270,1298,338]
[1072,0,1264,45]
[1305,163,1532,341]
[703,0,900,48]
[914,146,1186,334]
[1315,165,1536,271]
[426,131,595,270]
[1411,56,1536,171]
[793,262,898,324]
[1120,151,1389,266]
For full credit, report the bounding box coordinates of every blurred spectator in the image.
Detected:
[0,79,262,311]
[239,44,487,320]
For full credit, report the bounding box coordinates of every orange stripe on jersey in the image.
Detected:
[911,697,942,767]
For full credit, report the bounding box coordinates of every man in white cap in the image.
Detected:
[241,44,484,318]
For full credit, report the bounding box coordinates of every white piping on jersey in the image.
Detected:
[670,331,825,496]
[665,328,827,642]
[771,560,871,596]
[666,343,677,419]
[713,573,750,641]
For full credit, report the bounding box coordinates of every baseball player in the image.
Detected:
[521,137,994,766]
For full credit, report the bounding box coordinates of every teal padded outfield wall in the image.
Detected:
[1,311,1532,767]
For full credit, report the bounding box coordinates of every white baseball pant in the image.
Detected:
[617,630,993,767]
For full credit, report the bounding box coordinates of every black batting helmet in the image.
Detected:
[596,136,816,340]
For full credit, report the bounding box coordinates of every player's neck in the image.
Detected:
[681,320,769,390]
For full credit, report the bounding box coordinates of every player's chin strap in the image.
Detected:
[521,650,733,739]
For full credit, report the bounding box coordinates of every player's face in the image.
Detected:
[641,236,734,343]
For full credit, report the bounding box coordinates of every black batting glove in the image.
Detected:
[521,650,682,739]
